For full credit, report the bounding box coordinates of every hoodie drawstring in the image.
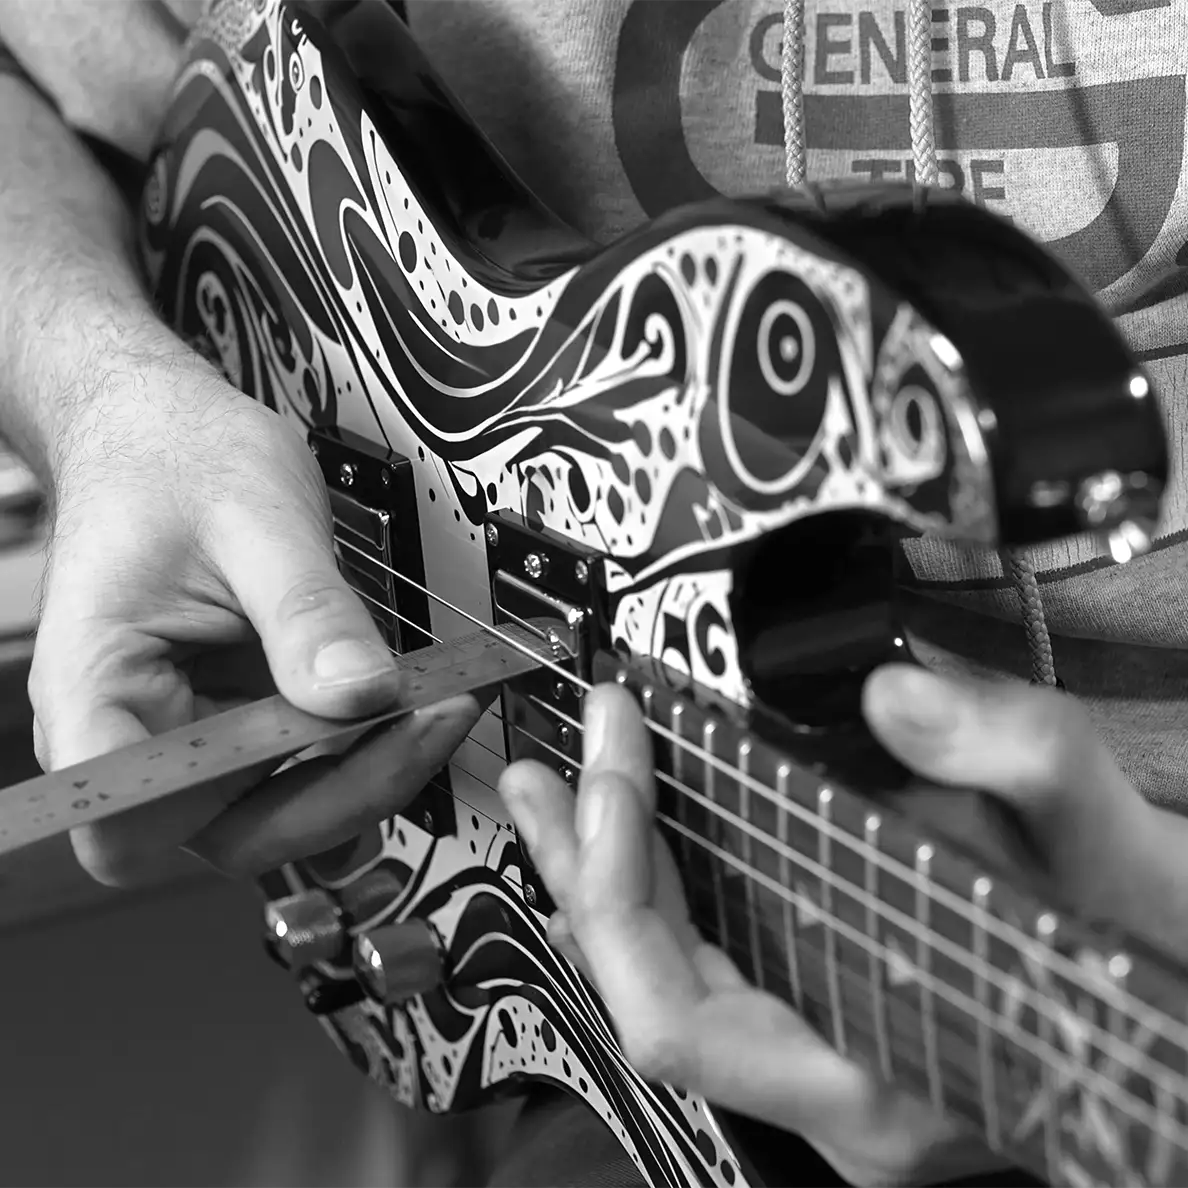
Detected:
[778,0,1061,688]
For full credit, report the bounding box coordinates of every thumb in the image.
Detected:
[213,507,401,720]
[862,664,1152,917]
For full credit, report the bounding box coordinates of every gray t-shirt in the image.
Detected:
[403,0,1188,811]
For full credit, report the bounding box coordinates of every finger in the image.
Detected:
[188,695,480,875]
[862,664,1150,915]
[209,502,402,721]
[498,759,580,915]
[578,682,656,813]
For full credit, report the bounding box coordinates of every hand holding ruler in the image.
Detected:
[0,624,555,857]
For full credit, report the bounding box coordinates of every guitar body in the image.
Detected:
[139,3,1174,1185]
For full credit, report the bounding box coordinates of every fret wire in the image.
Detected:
[654,810,1188,1144]
[714,906,1003,1118]
[915,844,944,1114]
[705,893,1040,1134]
[1033,913,1062,1184]
[737,740,765,991]
[333,540,1188,1075]
[703,720,731,958]
[393,700,1186,1152]
[330,534,1183,1045]
[775,762,805,1012]
[972,876,1002,1152]
[513,704,1188,1104]
[669,700,694,875]
[864,812,893,1081]
[817,787,846,1058]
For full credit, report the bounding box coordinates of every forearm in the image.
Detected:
[0,75,216,492]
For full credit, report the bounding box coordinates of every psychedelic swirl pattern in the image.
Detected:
[139,1,995,1184]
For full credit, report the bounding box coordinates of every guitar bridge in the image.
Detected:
[308,425,432,653]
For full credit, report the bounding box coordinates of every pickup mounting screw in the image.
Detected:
[574,559,589,584]
[524,552,548,580]
[339,462,357,487]
[485,523,499,548]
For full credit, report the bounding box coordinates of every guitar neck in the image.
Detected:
[603,654,1188,1188]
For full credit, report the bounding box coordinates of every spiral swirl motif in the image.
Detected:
[756,298,815,399]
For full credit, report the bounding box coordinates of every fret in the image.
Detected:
[915,843,944,1112]
[817,786,845,1058]
[971,875,1002,1152]
[774,763,804,1012]
[736,739,765,990]
[1035,912,1061,1184]
[669,701,693,874]
[864,812,892,1080]
[702,720,730,955]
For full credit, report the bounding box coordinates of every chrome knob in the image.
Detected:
[336,865,408,925]
[264,889,345,970]
[1074,469,1160,564]
[353,919,444,1005]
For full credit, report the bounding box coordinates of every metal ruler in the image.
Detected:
[0,623,555,857]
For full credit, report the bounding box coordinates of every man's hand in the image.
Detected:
[499,667,1174,1186]
[31,375,477,886]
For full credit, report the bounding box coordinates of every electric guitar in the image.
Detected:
[137,2,1184,1183]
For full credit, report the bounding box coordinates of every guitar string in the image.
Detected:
[350,585,1188,1118]
[339,580,1188,1136]
[428,704,1188,1143]
[521,694,1188,1093]
[334,538,1188,1045]
[512,715,1188,1115]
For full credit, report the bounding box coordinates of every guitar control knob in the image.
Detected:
[353,919,444,1005]
[336,865,408,924]
[264,889,345,970]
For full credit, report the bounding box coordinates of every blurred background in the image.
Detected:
[0,441,502,1187]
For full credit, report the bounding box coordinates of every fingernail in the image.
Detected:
[313,639,396,686]
[575,779,605,844]
[878,666,961,733]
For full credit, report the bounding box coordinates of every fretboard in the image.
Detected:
[601,653,1188,1188]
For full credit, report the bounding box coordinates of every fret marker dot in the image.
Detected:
[916,844,933,864]
[1037,912,1058,936]
[973,876,992,899]
[865,813,880,833]
[818,786,833,806]
[1108,953,1131,979]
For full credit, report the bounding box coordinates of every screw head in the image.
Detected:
[524,884,538,908]
[422,810,434,833]
[339,462,357,487]
[308,439,320,457]
[552,680,567,701]
[557,724,572,748]
[574,559,589,584]
[484,523,499,548]
[524,552,548,580]
[561,766,577,787]
[380,469,391,488]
